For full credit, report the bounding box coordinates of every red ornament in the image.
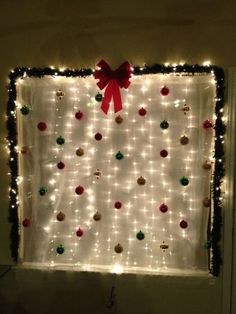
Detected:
[22,218,31,227]
[75,185,84,195]
[159,203,168,213]
[180,220,188,229]
[76,228,84,237]
[160,149,168,158]
[37,122,47,131]
[160,86,170,96]
[57,161,65,169]
[95,132,102,141]
[94,60,131,114]
[139,107,147,116]
[75,111,83,120]
[114,201,122,209]
[203,120,213,129]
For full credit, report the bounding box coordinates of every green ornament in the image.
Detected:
[56,136,65,145]
[116,151,124,160]
[204,241,211,249]
[56,244,65,255]
[180,176,189,186]
[95,92,103,102]
[20,106,30,115]
[39,187,48,195]
[160,120,169,129]
[136,230,145,240]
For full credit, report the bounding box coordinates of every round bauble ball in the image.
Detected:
[94,132,102,141]
[76,228,84,237]
[114,243,123,253]
[180,135,189,145]
[76,148,84,156]
[115,115,123,124]
[75,185,84,195]
[37,122,47,131]
[160,86,170,96]
[56,211,65,221]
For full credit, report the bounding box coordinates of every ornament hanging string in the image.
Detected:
[94,60,131,114]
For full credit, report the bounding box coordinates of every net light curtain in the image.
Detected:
[16,72,215,274]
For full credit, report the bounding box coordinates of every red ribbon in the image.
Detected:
[94,60,131,114]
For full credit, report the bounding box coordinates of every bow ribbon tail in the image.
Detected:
[112,80,122,113]
[101,80,114,114]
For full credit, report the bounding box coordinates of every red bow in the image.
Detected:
[94,60,131,114]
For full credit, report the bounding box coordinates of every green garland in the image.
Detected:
[6,64,225,276]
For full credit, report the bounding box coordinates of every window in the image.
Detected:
[7,65,224,275]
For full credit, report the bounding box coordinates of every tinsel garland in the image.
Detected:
[6,64,225,276]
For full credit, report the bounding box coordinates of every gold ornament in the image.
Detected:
[93,169,101,179]
[21,146,29,154]
[137,176,146,185]
[181,104,190,115]
[160,241,169,252]
[56,211,65,221]
[180,135,189,145]
[115,115,123,124]
[76,148,84,156]
[114,243,123,253]
[56,90,65,100]
[202,160,212,170]
[93,211,102,221]
[203,197,211,207]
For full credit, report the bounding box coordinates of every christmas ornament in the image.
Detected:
[76,148,84,156]
[181,104,190,115]
[95,92,103,102]
[56,136,65,145]
[37,122,47,131]
[203,197,211,207]
[21,146,29,154]
[56,90,65,99]
[114,243,123,253]
[116,151,124,160]
[180,220,188,229]
[75,111,83,120]
[93,169,102,179]
[160,149,168,158]
[75,185,84,195]
[56,211,65,221]
[204,240,211,249]
[114,201,122,209]
[56,244,65,254]
[159,203,168,213]
[20,106,30,115]
[136,230,145,240]
[138,107,147,116]
[57,161,65,170]
[76,228,84,237]
[160,86,170,96]
[22,218,31,227]
[93,211,102,221]
[180,135,189,145]
[115,115,123,124]
[94,132,102,141]
[203,119,213,129]
[160,120,169,129]
[180,176,189,186]
[39,187,47,195]
[202,160,212,170]
[160,241,169,252]
[137,176,146,185]
[94,59,131,114]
